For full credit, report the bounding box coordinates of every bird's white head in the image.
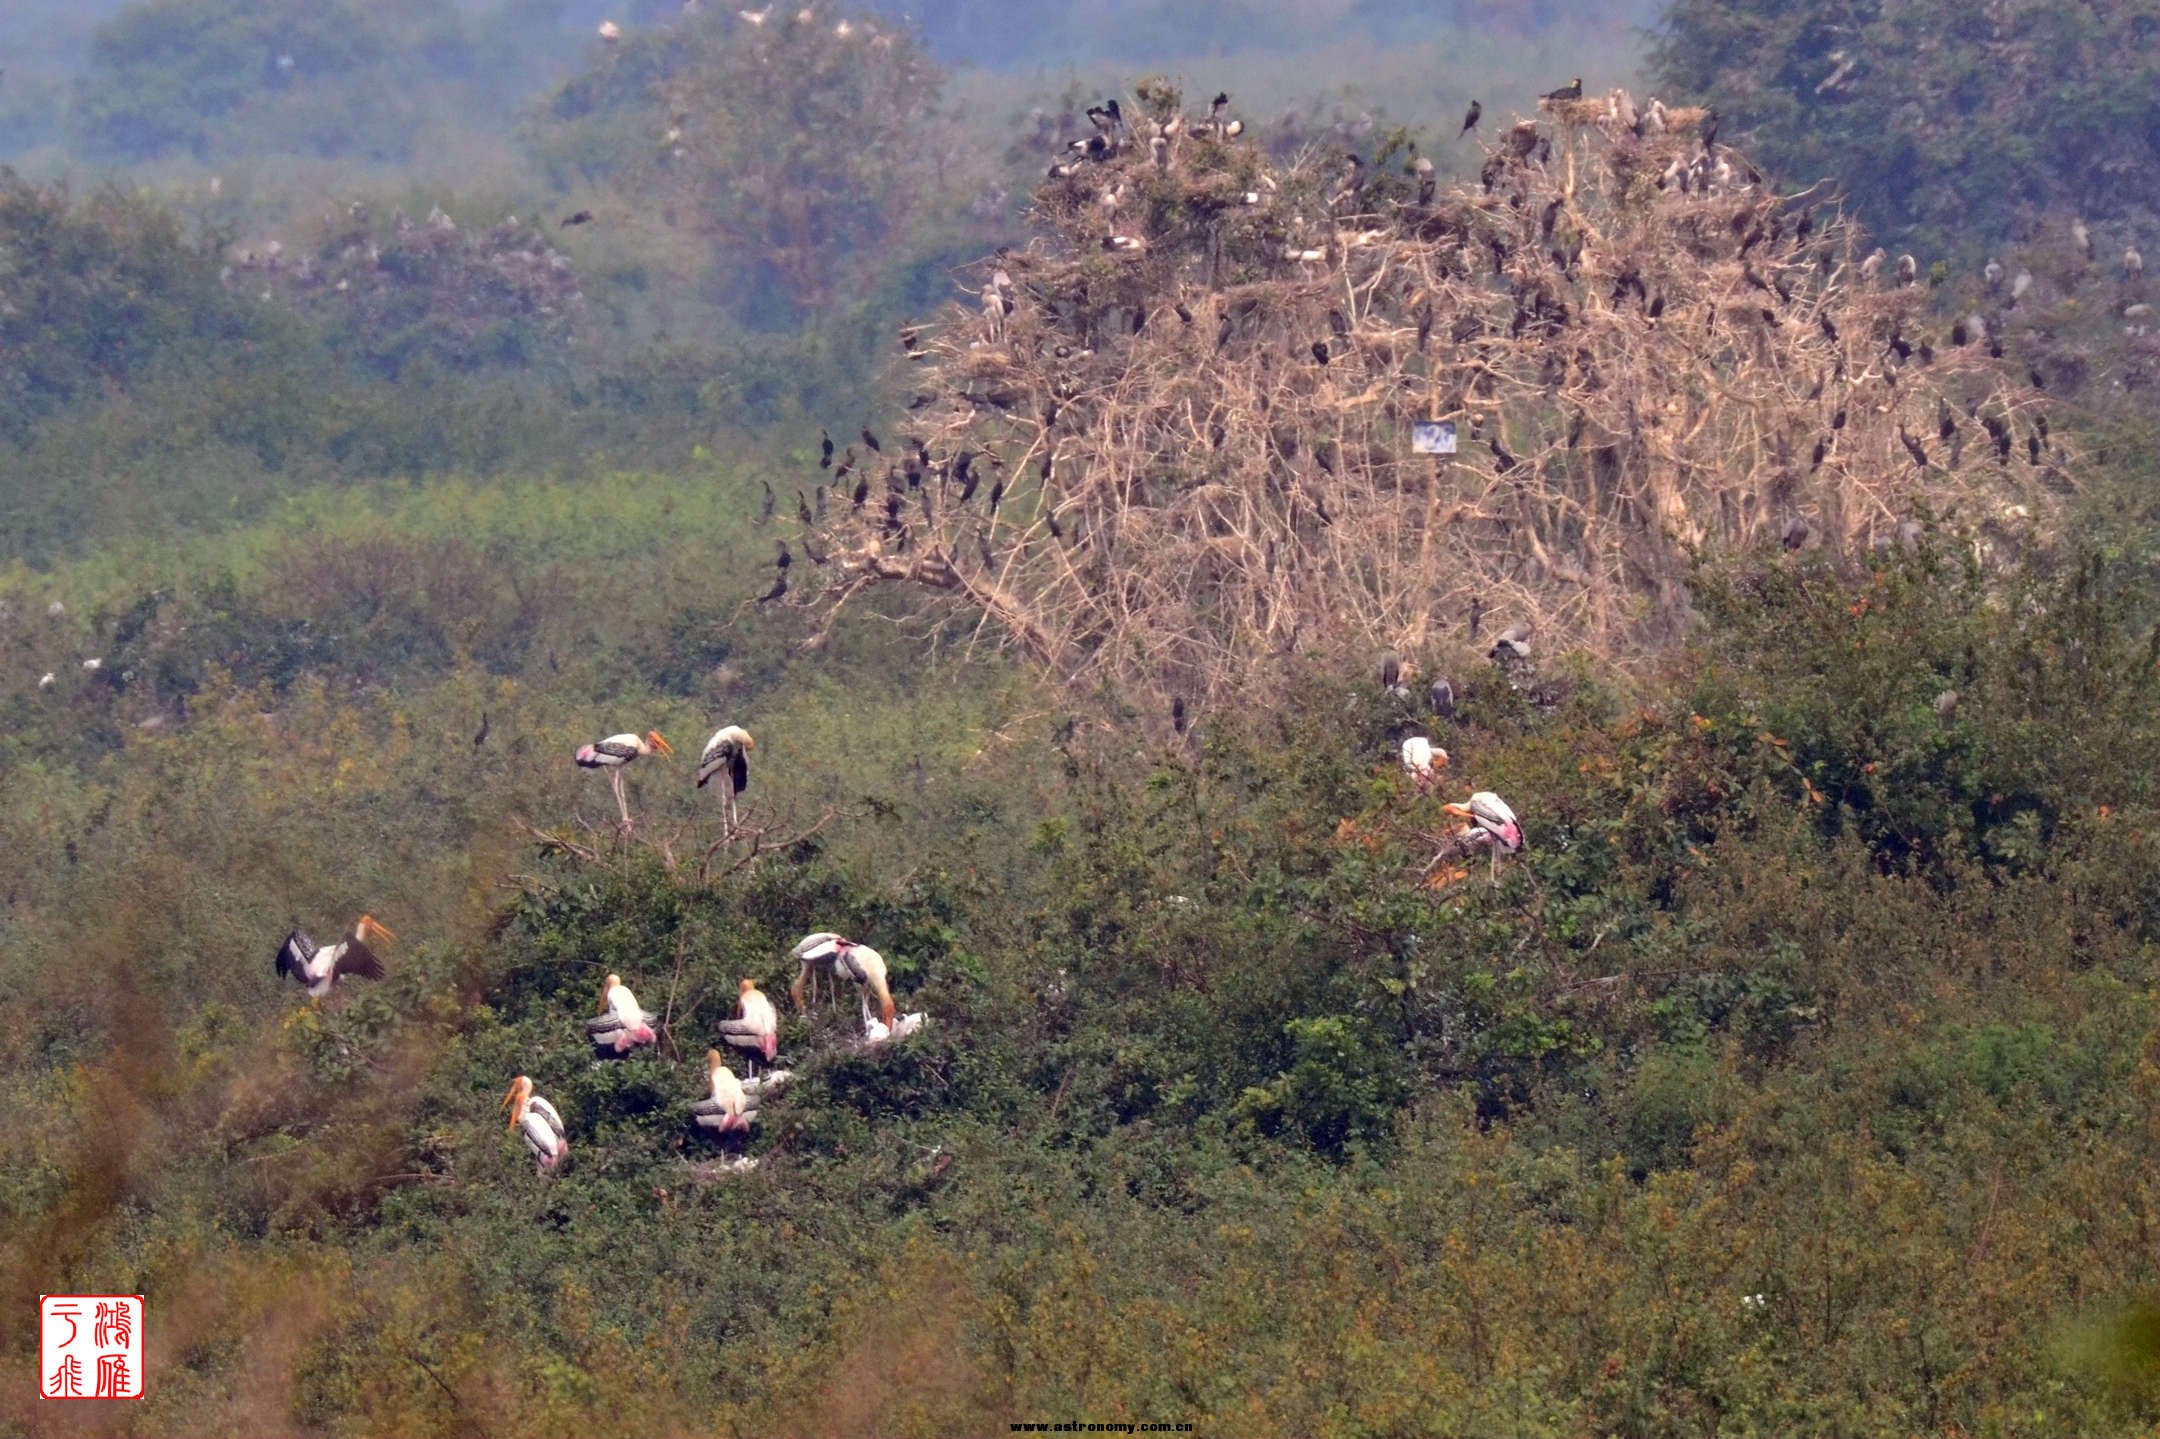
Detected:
[503,1075,533,1128]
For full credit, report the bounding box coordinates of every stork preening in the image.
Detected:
[1400,736,1448,789]
[576,729,673,830]
[586,973,659,1055]
[695,724,754,837]
[503,1076,568,1173]
[1444,791,1524,882]
[789,933,895,1027]
[715,978,779,1075]
[788,931,845,1008]
[275,915,394,999]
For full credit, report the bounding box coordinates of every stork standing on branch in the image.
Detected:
[790,933,895,1027]
[696,724,755,838]
[1444,791,1524,883]
[576,730,673,830]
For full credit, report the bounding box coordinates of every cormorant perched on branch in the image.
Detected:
[1459,100,1482,138]
[1543,77,1582,102]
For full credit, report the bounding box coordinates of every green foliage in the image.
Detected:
[0,169,273,443]
[1651,0,2160,254]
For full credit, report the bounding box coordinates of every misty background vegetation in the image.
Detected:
[4,0,2160,1434]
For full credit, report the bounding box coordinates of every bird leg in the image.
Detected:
[612,770,634,832]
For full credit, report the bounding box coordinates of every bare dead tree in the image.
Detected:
[790,82,2065,715]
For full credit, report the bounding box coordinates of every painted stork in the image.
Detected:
[715,978,779,1075]
[689,1050,751,1135]
[695,725,755,836]
[503,1075,568,1173]
[1444,791,1524,881]
[576,730,673,829]
[275,915,393,998]
[585,973,659,1055]
[787,931,845,1009]
[1400,736,1448,789]
[789,934,894,1027]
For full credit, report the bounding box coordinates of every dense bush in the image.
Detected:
[13,472,2160,1430]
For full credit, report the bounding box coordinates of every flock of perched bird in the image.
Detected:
[274,720,924,1177]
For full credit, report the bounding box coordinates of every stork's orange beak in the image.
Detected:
[648,731,675,758]
[360,915,398,944]
[502,1079,525,1127]
[1443,802,1472,818]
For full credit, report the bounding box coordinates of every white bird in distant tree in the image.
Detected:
[597,19,621,41]
[715,978,779,1075]
[503,1076,568,1173]
[275,915,394,999]
[586,973,659,1054]
[1400,736,1447,788]
[576,729,673,829]
[696,724,755,836]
